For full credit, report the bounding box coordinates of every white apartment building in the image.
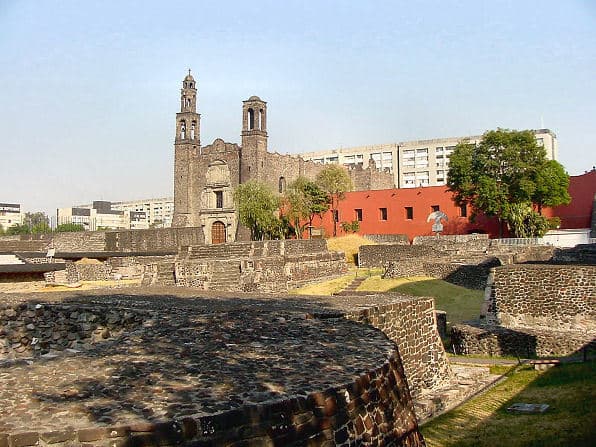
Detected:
[111,197,174,228]
[57,198,174,231]
[57,201,150,231]
[0,203,23,231]
[301,129,558,188]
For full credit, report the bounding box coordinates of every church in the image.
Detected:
[172,71,393,244]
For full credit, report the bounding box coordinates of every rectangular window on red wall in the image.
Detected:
[460,204,467,217]
[431,205,440,212]
[380,207,388,220]
[405,207,413,220]
[355,209,363,221]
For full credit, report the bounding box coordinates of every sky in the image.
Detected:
[1,0,595,216]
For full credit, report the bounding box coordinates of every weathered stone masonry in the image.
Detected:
[452,263,596,357]
[0,292,427,447]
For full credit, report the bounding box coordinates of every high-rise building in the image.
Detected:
[300,130,557,188]
[0,203,23,231]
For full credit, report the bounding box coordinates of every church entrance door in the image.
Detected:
[212,221,226,244]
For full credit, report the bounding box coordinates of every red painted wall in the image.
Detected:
[543,170,596,229]
[310,170,595,240]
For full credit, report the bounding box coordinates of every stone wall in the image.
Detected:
[412,234,489,251]
[0,228,204,254]
[451,324,596,357]
[364,234,409,245]
[453,263,596,357]
[359,244,443,268]
[345,297,452,396]
[105,227,204,252]
[552,243,596,265]
[0,294,426,447]
[483,264,596,331]
[383,260,498,289]
[0,302,148,359]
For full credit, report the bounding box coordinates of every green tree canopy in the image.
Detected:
[6,223,31,235]
[23,212,49,228]
[284,176,329,239]
[447,129,570,237]
[316,165,353,237]
[234,180,282,240]
[533,159,571,213]
[55,223,85,233]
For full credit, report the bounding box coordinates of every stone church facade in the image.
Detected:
[172,72,393,244]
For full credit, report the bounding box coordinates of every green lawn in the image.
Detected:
[421,361,596,447]
[358,275,484,325]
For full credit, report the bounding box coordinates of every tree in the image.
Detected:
[284,176,329,239]
[23,212,49,229]
[234,180,282,240]
[341,220,360,234]
[6,223,30,235]
[55,223,85,233]
[31,222,52,234]
[316,165,353,237]
[447,129,570,237]
[533,160,571,214]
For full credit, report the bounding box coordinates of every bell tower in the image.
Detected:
[241,96,267,152]
[173,70,201,227]
[176,70,200,145]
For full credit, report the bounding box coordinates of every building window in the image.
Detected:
[248,108,255,130]
[215,191,223,209]
[333,210,339,222]
[380,207,387,221]
[278,177,286,193]
[460,204,468,217]
[355,209,363,221]
[431,205,440,212]
[405,207,413,220]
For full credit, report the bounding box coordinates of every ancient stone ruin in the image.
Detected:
[0,290,435,447]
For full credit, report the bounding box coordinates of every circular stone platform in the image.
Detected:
[0,290,398,436]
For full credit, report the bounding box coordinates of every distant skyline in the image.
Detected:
[1,0,595,216]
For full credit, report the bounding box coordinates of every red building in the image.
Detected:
[311,170,596,241]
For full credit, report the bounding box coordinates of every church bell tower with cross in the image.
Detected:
[173,70,201,227]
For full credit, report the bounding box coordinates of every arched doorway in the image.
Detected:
[211,221,226,244]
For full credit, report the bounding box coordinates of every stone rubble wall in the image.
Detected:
[359,245,444,268]
[412,234,490,251]
[484,264,596,331]
[0,227,205,254]
[0,296,426,447]
[345,297,452,396]
[0,302,149,360]
[364,234,410,245]
[383,258,502,290]
[552,243,596,265]
[451,324,596,357]
[173,251,348,293]
[105,227,205,252]
[0,352,424,447]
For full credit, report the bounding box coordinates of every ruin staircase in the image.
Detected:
[333,275,367,296]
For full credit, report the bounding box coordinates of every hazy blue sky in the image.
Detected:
[1,0,595,215]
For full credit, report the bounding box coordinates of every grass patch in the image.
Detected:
[421,361,596,447]
[358,276,483,325]
[326,234,376,264]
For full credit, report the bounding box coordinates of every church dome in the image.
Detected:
[184,70,195,82]
[248,95,262,101]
